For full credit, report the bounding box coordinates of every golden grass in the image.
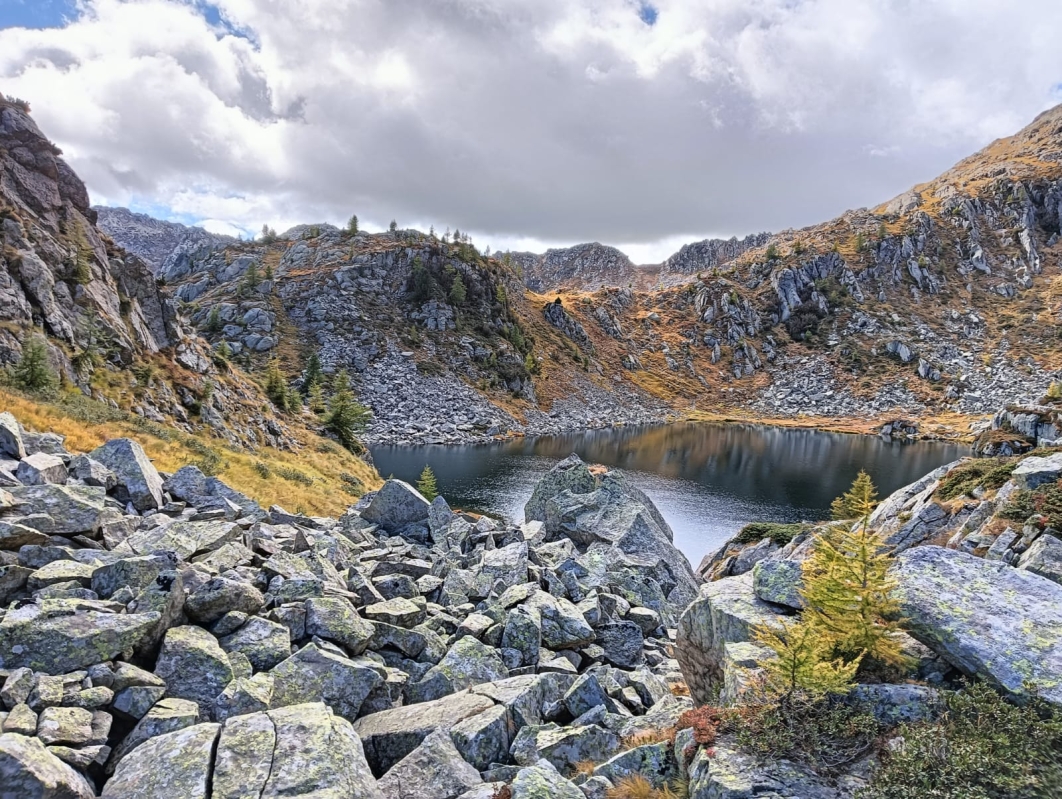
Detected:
[606,775,688,799]
[0,387,380,517]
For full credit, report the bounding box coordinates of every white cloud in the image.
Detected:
[2,0,1060,261]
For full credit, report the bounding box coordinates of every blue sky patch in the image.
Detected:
[0,0,77,30]
[637,2,658,26]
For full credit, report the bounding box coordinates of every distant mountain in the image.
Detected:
[94,206,234,274]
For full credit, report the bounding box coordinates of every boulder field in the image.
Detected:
[1,408,1061,797]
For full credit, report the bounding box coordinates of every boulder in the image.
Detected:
[218,616,292,672]
[894,546,1062,705]
[480,541,529,588]
[687,739,845,798]
[360,480,430,532]
[89,438,164,511]
[212,703,383,799]
[1018,533,1062,585]
[0,733,95,799]
[154,626,234,718]
[364,597,426,628]
[594,621,645,669]
[35,707,94,746]
[3,485,106,535]
[593,741,676,789]
[305,597,374,654]
[510,722,620,772]
[0,599,160,673]
[354,691,496,775]
[377,728,481,799]
[15,453,67,486]
[185,577,264,623]
[101,723,219,798]
[449,704,511,772]
[407,636,507,702]
[1012,453,1062,490]
[676,572,783,705]
[509,760,583,799]
[0,412,26,459]
[269,643,382,721]
[524,591,594,650]
[524,454,596,522]
[106,697,200,774]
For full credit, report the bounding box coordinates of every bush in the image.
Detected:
[860,682,1062,798]
[999,479,1062,528]
[734,522,804,546]
[734,691,880,772]
[936,458,1017,500]
[785,301,826,341]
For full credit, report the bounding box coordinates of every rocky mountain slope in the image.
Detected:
[104,106,1062,444]
[94,206,234,275]
[0,96,378,514]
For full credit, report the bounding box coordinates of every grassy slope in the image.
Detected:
[1,387,380,517]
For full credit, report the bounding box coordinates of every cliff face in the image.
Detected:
[0,100,174,368]
[94,206,233,275]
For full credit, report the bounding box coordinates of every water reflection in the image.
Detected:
[370,423,968,564]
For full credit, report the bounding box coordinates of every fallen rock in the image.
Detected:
[0,732,95,799]
[89,438,165,511]
[101,723,220,799]
[361,480,430,533]
[377,727,481,799]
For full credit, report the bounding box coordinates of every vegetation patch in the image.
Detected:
[999,479,1062,528]
[734,521,805,546]
[936,457,1018,500]
[860,682,1062,799]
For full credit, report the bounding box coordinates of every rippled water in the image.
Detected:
[370,422,968,565]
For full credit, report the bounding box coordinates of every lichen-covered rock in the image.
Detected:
[360,480,430,532]
[214,673,274,721]
[524,454,597,523]
[218,616,292,671]
[377,728,482,799]
[3,485,106,535]
[0,599,160,673]
[752,557,805,609]
[594,621,644,669]
[212,703,383,799]
[1018,533,1062,585]
[154,625,234,718]
[676,572,783,705]
[687,739,846,798]
[354,690,497,775]
[105,697,200,774]
[894,545,1062,705]
[101,722,220,799]
[509,760,584,799]
[185,576,264,623]
[0,412,26,460]
[0,733,95,799]
[35,707,93,746]
[15,453,67,486]
[305,597,374,654]
[510,723,620,772]
[269,643,382,722]
[89,438,164,511]
[407,635,508,703]
[1012,452,1062,490]
[593,741,676,789]
[524,591,595,650]
[449,704,511,772]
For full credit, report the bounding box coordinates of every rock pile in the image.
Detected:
[0,416,700,798]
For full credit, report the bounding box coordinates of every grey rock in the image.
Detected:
[1012,452,1062,490]
[1018,533,1062,584]
[595,621,644,669]
[364,597,426,628]
[377,728,482,799]
[89,438,164,511]
[101,722,220,798]
[524,455,597,522]
[510,722,621,773]
[185,576,264,623]
[305,597,374,654]
[106,697,200,774]
[0,733,95,799]
[0,413,26,460]
[449,704,511,772]
[35,707,93,746]
[218,615,292,672]
[3,485,106,535]
[15,453,67,486]
[510,760,584,799]
[407,635,507,703]
[154,625,234,718]
[361,480,430,532]
[269,643,382,721]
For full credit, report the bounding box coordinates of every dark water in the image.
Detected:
[370,423,968,565]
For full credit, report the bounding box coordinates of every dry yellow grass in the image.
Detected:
[0,387,380,517]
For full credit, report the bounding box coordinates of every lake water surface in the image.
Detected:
[370,422,968,565]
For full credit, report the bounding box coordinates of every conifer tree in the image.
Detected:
[804,472,908,668]
[347,214,359,236]
[417,465,438,501]
[389,220,398,233]
[243,263,260,294]
[307,380,326,414]
[303,352,323,394]
[449,273,466,305]
[11,336,57,394]
[831,470,877,520]
[264,358,288,411]
[324,379,371,451]
[754,619,860,696]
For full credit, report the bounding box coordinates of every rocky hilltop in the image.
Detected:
[0,410,1059,797]
[90,105,1062,444]
[94,206,234,276]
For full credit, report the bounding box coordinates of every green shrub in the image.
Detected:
[999,479,1062,528]
[936,458,1018,500]
[734,522,805,546]
[10,336,58,395]
[733,692,881,771]
[860,682,1062,799]
[274,465,314,485]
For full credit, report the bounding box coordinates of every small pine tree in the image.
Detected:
[243,263,260,294]
[831,470,877,520]
[324,383,371,450]
[389,220,398,233]
[264,263,274,281]
[307,380,326,414]
[214,341,232,367]
[347,214,359,235]
[805,472,909,669]
[285,386,302,413]
[206,306,222,333]
[303,352,323,394]
[449,273,466,305]
[754,618,861,696]
[765,243,778,260]
[264,358,288,411]
[11,336,57,394]
[417,465,438,501]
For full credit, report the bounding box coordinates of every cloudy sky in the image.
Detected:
[1,0,1061,261]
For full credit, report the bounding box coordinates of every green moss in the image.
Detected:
[936,457,1018,500]
[734,522,806,547]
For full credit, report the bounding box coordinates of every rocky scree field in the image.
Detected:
[0,407,1059,797]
